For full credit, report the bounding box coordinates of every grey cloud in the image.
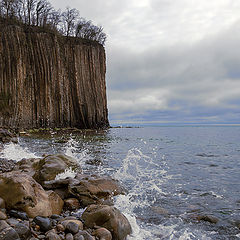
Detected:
[107,21,240,123]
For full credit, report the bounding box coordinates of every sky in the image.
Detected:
[51,0,240,125]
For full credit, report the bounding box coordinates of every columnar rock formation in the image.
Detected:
[0,24,109,129]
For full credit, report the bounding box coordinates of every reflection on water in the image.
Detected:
[1,127,240,239]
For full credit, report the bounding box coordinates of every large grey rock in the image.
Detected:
[69,175,125,206]
[0,171,64,217]
[82,204,132,240]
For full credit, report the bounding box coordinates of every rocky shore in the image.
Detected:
[0,129,132,240]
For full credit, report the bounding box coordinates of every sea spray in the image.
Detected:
[0,142,39,161]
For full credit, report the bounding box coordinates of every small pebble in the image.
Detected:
[65,232,74,240]
[65,222,79,234]
[56,224,65,232]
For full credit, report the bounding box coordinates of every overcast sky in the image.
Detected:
[51,0,240,125]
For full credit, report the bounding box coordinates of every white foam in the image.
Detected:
[0,142,39,161]
[55,167,77,180]
[64,138,93,166]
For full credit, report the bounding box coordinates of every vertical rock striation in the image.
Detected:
[0,25,109,129]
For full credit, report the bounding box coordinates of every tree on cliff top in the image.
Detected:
[61,7,79,37]
[0,0,107,45]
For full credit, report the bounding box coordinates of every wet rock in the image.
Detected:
[92,228,112,240]
[74,234,85,240]
[0,158,16,173]
[46,231,61,240]
[74,230,94,240]
[0,227,20,239]
[61,219,83,231]
[33,154,81,184]
[33,216,52,232]
[0,210,7,220]
[82,204,132,240]
[14,222,31,239]
[197,215,219,224]
[6,219,20,227]
[69,175,125,206]
[64,198,80,210]
[66,232,74,240]
[9,210,29,220]
[44,178,78,200]
[65,222,79,234]
[0,128,18,144]
[0,171,63,217]
[56,224,65,232]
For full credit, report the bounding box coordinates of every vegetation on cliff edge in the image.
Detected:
[0,0,106,45]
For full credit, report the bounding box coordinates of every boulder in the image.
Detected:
[0,129,18,144]
[82,205,132,240]
[15,154,81,185]
[0,171,64,217]
[69,175,125,206]
[33,154,81,184]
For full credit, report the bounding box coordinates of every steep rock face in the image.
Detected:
[0,25,109,129]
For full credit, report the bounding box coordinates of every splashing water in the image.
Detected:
[0,142,39,161]
[55,167,77,180]
[113,148,172,239]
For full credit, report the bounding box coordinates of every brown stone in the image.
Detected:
[69,175,126,206]
[33,154,81,184]
[56,224,65,232]
[92,228,112,240]
[0,171,64,218]
[82,204,132,240]
[61,219,83,230]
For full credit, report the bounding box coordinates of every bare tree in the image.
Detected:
[1,0,16,19]
[48,9,61,29]
[61,7,79,37]
[35,0,52,26]
[76,18,107,45]
[26,0,36,25]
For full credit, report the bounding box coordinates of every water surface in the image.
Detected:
[1,126,240,239]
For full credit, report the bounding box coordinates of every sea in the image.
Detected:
[1,125,240,239]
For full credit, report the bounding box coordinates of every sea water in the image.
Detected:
[1,126,240,239]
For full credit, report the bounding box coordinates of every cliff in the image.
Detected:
[0,24,109,129]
